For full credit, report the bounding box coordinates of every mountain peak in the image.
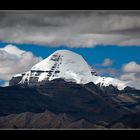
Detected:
[30,49,94,83]
[50,49,79,54]
[10,49,127,90]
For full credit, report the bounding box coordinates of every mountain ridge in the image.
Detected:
[1,50,140,128]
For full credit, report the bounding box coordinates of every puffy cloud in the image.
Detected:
[122,61,140,73]
[120,61,140,89]
[95,58,113,67]
[0,44,42,82]
[1,11,140,47]
[101,58,113,66]
[120,73,136,81]
[120,73,140,90]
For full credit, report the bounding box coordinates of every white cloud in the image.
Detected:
[96,58,113,67]
[101,58,113,66]
[122,61,140,73]
[120,73,140,90]
[120,73,136,81]
[120,61,140,89]
[0,44,42,82]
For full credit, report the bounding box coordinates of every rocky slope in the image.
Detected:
[1,79,140,128]
[0,111,107,129]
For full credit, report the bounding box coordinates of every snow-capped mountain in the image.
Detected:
[9,50,127,90]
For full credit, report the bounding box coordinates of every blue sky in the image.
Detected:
[1,41,140,66]
[0,80,5,86]
[0,41,140,78]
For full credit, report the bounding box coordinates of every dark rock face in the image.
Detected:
[9,76,22,86]
[1,78,140,128]
[0,86,47,116]
[0,80,121,123]
[9,74,41,87]
[108,113,140,128]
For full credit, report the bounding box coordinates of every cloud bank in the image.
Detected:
[0,45,42,82]
[0,11,140,47]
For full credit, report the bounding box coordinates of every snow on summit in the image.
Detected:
[31,50,94,83]
[12,49,127,90]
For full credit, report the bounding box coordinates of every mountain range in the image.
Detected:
[0,50,140,129]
